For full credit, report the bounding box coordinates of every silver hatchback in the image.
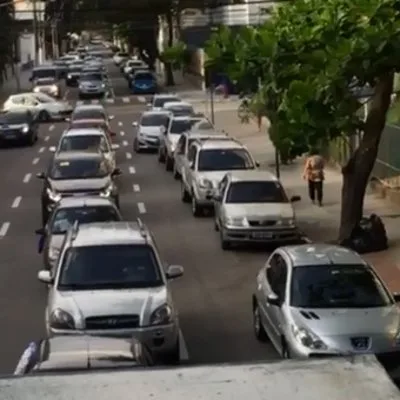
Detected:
[252,244,400,358]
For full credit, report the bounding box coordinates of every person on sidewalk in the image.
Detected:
[303,149,325,206]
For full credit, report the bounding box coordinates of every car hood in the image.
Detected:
[50,176,111,192]
[80,81,102,87]
[224,203,295,219]
[291,305,400,335]
[56,287,168,326]
[139,126,162,136]
[197,171,230,187]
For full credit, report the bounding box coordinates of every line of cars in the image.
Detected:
[24,99,184,374]
[133,93,400,360]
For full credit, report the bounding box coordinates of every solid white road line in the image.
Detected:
[39,147,45,153]
[126,152,132,159]
[129,166,136,174]
[179,329,190,361]
[137,202,146,214]
[0,222,10,237]
[133,184,140,192]
[122,140,128,147]
[44,136,50,142]
[49,125,55,131]
[23,173,32,183]
[138,96,146,103]
[32,157,39,165]
[11,196,22,208]
[118,121,123,126]
[120,131,125,136]
[122,97,130,103]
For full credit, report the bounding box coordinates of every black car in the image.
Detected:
[66,65,82,86]
[30,66,60,82]
[36,151,122,225]
[14,335,154,375]
[0,109,39,146]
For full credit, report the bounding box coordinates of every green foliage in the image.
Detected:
[160,41,186,67]
[205,0,400,158]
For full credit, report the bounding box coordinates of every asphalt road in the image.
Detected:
[0,62,277,374]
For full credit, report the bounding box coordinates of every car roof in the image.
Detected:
[71,118,107,123]
[56,197,117,209]
[64,128,105,137]
[71,222,150,247]
[228,170,278,182]
[197,139,244,150]
[53,151,103,161]
[73,104,105,112]
[281,244,367,267]
[164,101,192,108]
[33,66,56,70]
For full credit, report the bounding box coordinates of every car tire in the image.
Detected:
[163,340,180,365]
[253,301,269,342]
[281,338,291,359]
[133,138,141,153]
[41,205,49,227]
[165,156,173,171]
[191,194,203,217]
[38,110,50,122]
[158,148,165,163]
[220,229,230,250]
[181,182,190,203]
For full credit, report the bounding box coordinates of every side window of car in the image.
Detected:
[177,135,186,154]
[267,253,288,300]
[187,145,197,162]
[12,95,24,105]
[218,175,229,198]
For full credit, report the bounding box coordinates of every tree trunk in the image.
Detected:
[338,72,394,243]
[165,10,175,86]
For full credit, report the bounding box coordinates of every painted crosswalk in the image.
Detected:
[74,95,148,107]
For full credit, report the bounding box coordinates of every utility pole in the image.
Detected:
[208,7,215,124]
[32,0,39,65]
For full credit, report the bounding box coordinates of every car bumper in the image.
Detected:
[49,323,179,355]
[0,130,31,142]
[79,89,105,97]
[221,225,301,243]
[137,137,160,149]
[131,86,156,94]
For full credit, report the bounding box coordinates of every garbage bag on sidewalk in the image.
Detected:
[340,214,388,254]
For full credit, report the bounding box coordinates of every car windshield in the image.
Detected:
[290,264,393,308]
[154,97,179,108]
[81,73,102,81]
[58,245,163,290]
[0,113,28,124]
[170,119,197,134]
[141,114,169,127]
[50,206,120,234]
[34,94,55,103]
[49,158,108,180]
[168,106,193,117]
[73,110,106,120]
[33,69,57,79]
[69,67,82,73]
[71,121,107,130]
[135,72,153,80]
[36,78,55,85]
[226,181,289,203]
[59,136,104,152]
[198,149,254,172]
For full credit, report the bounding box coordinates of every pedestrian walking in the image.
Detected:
[303,149,325,206]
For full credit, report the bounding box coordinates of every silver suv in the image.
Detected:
[209,170,301,250]
[180,138,258,217]
[149,93,181,111]
[37,219,184,364]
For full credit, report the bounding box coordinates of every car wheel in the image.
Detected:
[191,194,203,217]
[163,340,180,365]
[253,301,269,342]
[165,156,173,171]
[220,229,230,250]
[133,138,141,153]
[38,110,50,122]
[158,148,165,163]
[281,338,291,359]
[181,182,190,203]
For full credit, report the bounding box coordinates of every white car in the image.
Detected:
[49,127,119,170]
[3,93,73,122]
[149,94,181,111]
[113,52,129,65]
[162,101,194,117]
[123,60,147,75]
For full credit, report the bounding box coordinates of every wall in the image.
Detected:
[18,33,34,66]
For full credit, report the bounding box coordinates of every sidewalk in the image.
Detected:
[196,103,400,292]
[0,66,32,103]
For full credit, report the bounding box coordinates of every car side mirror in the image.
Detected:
[49,146,56,152]
[189,161,194,170]
[166,265,184,280]
[132,121,138,127]
[290,195,301,202]
[38,270,53,284]
[112,168,122,176]
[35,228,45,235]
[266,293,281,306]
[108,115,115,120]
[255,161,260,168]
[111,143,120,150]
[36,172,45,179]
[393,292,400,302]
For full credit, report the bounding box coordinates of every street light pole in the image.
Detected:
[32,0,39,65]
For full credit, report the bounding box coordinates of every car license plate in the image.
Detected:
[252,232,273,239]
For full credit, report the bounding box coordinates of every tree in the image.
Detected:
[205,0,400,243]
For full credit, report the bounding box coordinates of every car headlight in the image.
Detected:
[138,131,145,139]
[198,178,213,189]
[225,216,249,227]
[149,304,173,326]
[101,83,105,88]
[21,124,29,133]
[291,324,327,350]
[51,85,58,92]
[46,188,61,202]
[49,308,75,329]
[33,87,40,92]
[100,184,113,198]
[276,218,295,227]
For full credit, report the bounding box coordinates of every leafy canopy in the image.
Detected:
[205,0,400,156]
[160,42,187,65]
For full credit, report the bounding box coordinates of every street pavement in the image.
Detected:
[0,62,278,374]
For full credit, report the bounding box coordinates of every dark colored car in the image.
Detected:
[0,109,38,146]
[130,71,158,94]
[66,65,82,86]
[36,151,122,225]
[14,335,154,375]
[30,66,60,83]
[53,61,68,79]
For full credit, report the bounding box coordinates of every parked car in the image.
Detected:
[129,70,158,94]
[33,77,61,98]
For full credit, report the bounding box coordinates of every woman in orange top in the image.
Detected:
[303,149,325,206]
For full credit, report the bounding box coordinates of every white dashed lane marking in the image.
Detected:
[49,125,55,131]
[137,202,146,214]
[126,152,132,160]
[11,196,22,208]
[118,122,123,127]
[137,96,146,103]
[23,173,32,183]
[120,131,125,136]
[133,184,140,192]
[32,158,39,165]
[129,166,136,174]
[39,147,45,153]
[122,140,128,147]
[0,222,10,237]
[122,97,130,103]
[44,136,50,142]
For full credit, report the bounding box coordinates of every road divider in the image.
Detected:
[129,166,136,174]
[133,184,140,192]
[126,152,132,159]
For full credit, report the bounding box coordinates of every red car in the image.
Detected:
[68,118,117,141]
